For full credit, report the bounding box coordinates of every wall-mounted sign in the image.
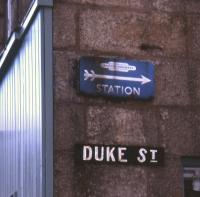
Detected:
[79,57,154,99]
[75,144,164,166]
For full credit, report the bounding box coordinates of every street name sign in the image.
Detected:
[75,144,164,166]
[79,57,154,99]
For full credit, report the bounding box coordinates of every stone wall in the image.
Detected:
[53,1,200,197]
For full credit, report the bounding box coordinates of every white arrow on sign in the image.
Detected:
[84,70,151,85]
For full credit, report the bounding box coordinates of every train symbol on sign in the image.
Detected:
[100,61,136,72]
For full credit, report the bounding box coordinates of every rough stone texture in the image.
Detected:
[187,60,200,105]
[147,157,184,197]
[194,61,200,104]
[185,0,200,14]
[86,106,146,145]
[0,1,4,15]
[0,44,3,51]
[86,106,159,146]
[153,58,190,105]
[158,108,196,156]
[53,4,76,48]
[80,10,186,57]
[80,10,147,55]
[151,0,185,12]
[54,103,86,151]
[0,17,4,45]
[193,111,200,156]
[187,15,200,58]
[74,164,147,197]
[145,13,187,57]
[53,51,81,102]
[60,0,151,10]
[54,150,74,197]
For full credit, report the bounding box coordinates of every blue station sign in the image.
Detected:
[79,57,155,99]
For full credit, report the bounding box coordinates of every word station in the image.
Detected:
[96,84,141,96]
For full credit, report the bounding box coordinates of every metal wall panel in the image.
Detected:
[0,11,43,197]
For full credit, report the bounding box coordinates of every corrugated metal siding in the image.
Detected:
[0,11,43,197]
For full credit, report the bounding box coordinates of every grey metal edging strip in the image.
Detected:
[41,7,53,197]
